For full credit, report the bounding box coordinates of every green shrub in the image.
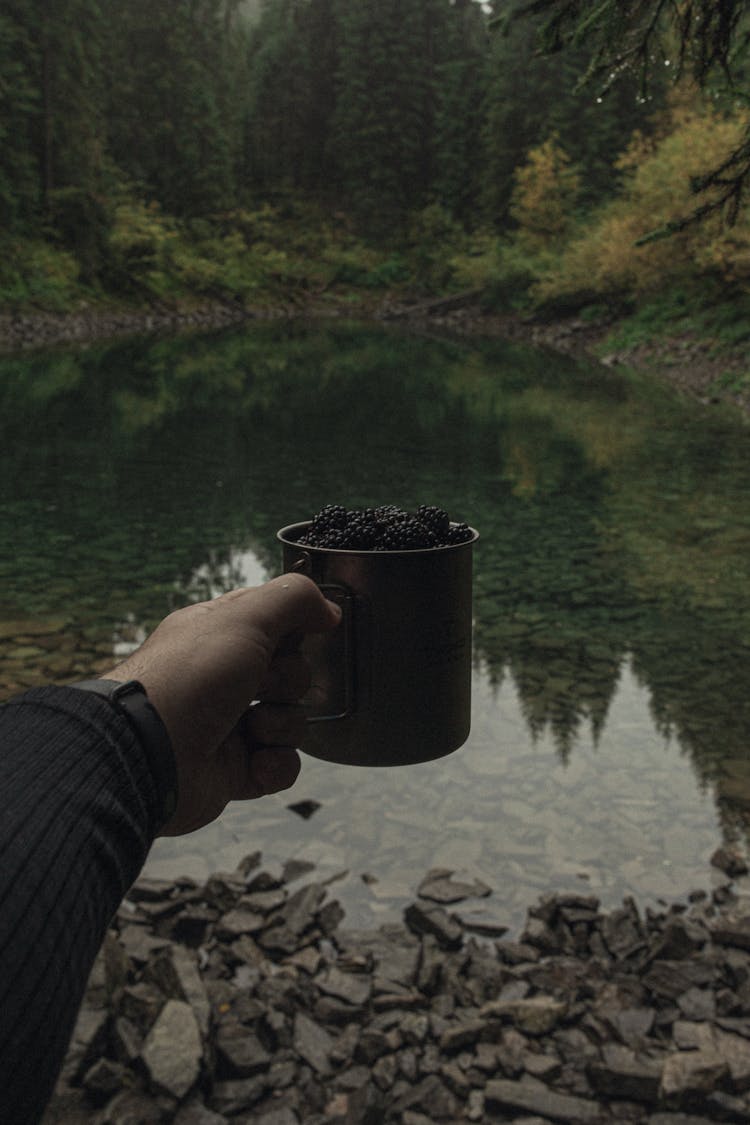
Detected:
[0,240,81,310]
[106,199,178,295]
[448,230,499,291]
[480,241,540,311]
[710,367,750,395]
[324,246,411,289]
[406,204,463,292]
[533,99,750,305]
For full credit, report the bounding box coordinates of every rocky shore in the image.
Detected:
[0,302,258,353]
[42,852,750,1125]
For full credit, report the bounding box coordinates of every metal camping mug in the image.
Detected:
[277,522,479,766]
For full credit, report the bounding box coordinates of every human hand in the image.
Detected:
[103,574,341,836]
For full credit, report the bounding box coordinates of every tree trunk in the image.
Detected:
[41,34,54,207]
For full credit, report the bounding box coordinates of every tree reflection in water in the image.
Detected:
[1,322,750,853]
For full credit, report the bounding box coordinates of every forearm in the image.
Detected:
[0,686,169,1124]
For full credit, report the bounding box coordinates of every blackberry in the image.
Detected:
[310,504,348,534]
[317,526,349,549]
[375,504,403,522]
[388,516,434,550]
[417,505,450,538]
[297,503,473,551]
[345,510,379,549]
[446,521,473,545]
[377,524,406,550]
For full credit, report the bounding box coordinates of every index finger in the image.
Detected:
[224,573,342,648]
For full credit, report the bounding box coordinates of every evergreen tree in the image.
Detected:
[106,0,241,217]
[0,0,111,274]
[547,49,666,210]
[432,0,489,224]
[302,0,339,193]
[39,0,110,276]
[481,7,665,228]
[243,0,338,195]
[496,0,747,89]
[0,6,40,230]
[5,0,742,300]
[330,0,444,233]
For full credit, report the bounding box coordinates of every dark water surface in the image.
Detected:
[3,322,750,933]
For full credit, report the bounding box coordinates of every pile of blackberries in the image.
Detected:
[292,504,474,551]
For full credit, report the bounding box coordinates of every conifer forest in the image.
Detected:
[4,0,750,364]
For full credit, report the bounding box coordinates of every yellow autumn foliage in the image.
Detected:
[510,134,581,253]
[533,93,750,301]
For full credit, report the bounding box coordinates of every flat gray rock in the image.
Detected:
[253,1109,300,1125]
[479,995,567,1036]
[146,943,211,1038]
[404,901,463,949]
[141,999,202,1099]
[659,1047,729,1102]
[173,1100,228,1125]
[215,1023,271,1078]
[214,907,265,940]
[293,1011,333,1075]
[485,1076,602,1123]
[276,881,325,934]
[315,965,372,1007]
[417,871,492,905]
[709,910,750,950]
[117,924,171,965]
[587,1042,664,1103]
[210,1077,267,1116]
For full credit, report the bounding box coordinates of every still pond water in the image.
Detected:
[2,321,750,935]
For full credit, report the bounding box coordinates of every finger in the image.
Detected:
[225,735,301,799]
[275,629,305,657]
[246,702,308,746]
[223,574,341,649]
[246,746,301,797]
[257,651,311,702]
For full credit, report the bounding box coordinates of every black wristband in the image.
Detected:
[69,679,178,827]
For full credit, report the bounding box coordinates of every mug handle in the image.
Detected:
[305,583,356,723]
[287,551,357,723]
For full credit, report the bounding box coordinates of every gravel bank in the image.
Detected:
[42,851,750,1124]
[0,303,261,353]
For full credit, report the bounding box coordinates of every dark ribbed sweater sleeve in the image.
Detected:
[0,685,169,1125]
